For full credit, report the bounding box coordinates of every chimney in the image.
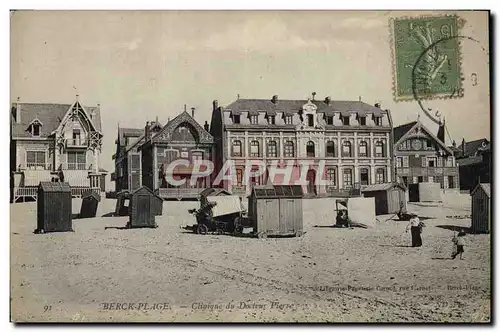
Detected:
[374,103,381,108]
[145,121,151,140]
[213,100,219,111]
[461,138,466,156]
[15,97,21,123]
[184,104,187,113]
[452,140,457,148]
[324,96,331,105]
[76,94,79,102]
[204,121,209,132]
[311,92,316,101]
[437,117,445,143]
[271,95,278,104]
[191,107,195,118]
[358,96,362,102]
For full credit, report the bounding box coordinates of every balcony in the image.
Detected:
[66,138,88,148]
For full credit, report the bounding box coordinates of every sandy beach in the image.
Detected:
[10,193,490,322]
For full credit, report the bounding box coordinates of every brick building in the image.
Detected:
[210,95,394,197]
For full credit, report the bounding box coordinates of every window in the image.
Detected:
[418,176,424,183]
[343,169,353,188]
[236,168,243,186]
[306,141,315,157]
[376,168,385,184]
[359,141,368,157]
[165,150,178,165]
[191,151,203,161]
[428,176,434,183]
[267,141,278,157]
[448,176,455,189]
[284,141,295,157]
[233,114,241,124]
[326,116,334,125]
[342,116,350,126]
[130,154,141,170]
[26,151,46,169]
[360,168,369,185]
[446,156,454,167]
[375,141,384,157]
[307,114,314,127]
[342,141,352,157]
[249,140,260,157]
[29,120,42,136]
[326,141,336,157]
[284,115,293,125]
[72,129,81,145]
[67,151,86,170]
[250,115,258,124]
[359,116,366,126]
[403,156,409,167]
[326,168,337,187]
[427,157,436,167]
[396,157,403,168]
[374,116,382,126]
[232,140,242,157]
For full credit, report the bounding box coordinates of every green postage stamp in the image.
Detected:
[391,15,464,101]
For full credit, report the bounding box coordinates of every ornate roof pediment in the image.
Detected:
[152,111,214,144]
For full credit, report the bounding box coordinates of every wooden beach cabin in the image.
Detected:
[471,183,490,234]
[361,182,407,215]
[36,182,73,233]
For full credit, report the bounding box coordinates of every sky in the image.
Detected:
[10,10,490,190]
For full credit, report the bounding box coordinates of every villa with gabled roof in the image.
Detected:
[10,95,106,202]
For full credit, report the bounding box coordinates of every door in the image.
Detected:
[306,169,316,196]
[259,200,279,235]
[136,194,151,225]
[279,199,296,234]
[360,169,369,186]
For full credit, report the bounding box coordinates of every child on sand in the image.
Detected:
[452,230,466,260]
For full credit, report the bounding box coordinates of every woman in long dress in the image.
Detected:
[406,214,422,247]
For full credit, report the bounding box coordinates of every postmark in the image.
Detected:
[390,14,466,101]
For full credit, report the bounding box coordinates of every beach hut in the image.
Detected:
[361,183,407,215]
[114,190,130,216]
[127,186,158,228]
[471,183,490,234]
[248,185,303,238]
[36,182,72,233]
[152,193,163,216]
[79,190,101,218]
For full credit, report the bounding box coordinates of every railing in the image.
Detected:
[14,187,37,197]
[66,138,88,147]
[156,187,206,199]
[24,163,52,171]
[71,187,100,197]
[13,186,100,201]
[231,186,247,196]
[66,163,88,170]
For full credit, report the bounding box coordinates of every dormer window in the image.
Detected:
[326,116,334,125]
[268,115,276,125]
[284,115,293,125]
[307,114,314,127]
[250,115,258,124]
[342,116,350,126]
[359,116,366,126]
[374,116,382,126]
[28,119,43,137]
[233,114,241,124]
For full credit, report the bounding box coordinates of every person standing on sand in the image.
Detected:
[406,213,423,247]
[452,229,467,260]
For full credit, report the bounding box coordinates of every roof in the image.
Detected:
[82,190,101,201]
[98,168,108,174]
[199,187,232,197]
[361,182,407,192]
[252,185,303,198]
[457,155,484,167]
[471,183,490,198]
[38,181,71,192]
[118,128,144,146]
[393,121,417,143]
[461,139,490,157]
[11,102,102,138]
[224,99,386,116]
